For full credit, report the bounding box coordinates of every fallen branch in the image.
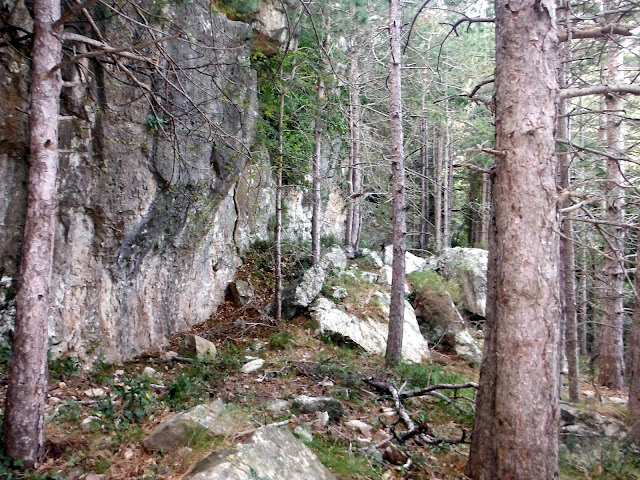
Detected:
[400,381,479,400]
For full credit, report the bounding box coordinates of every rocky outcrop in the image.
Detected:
[251,0,301,55]
[425,247,488,317]
[189,425,336,480]
[310,296,430,363]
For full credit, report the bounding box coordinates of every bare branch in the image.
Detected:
[454,163,492,175]
[464,144,506,158]
[53,0,100,28]
[558,23,635,42]
[560,83,640,99]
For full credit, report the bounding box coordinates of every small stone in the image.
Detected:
[81,416,100,430]
[319,378,334,388]
[124,449,134,460]
[291,395,344,420]
[58,382,67,388]
[241,358,265,374]
[164,351,178,361]
[142,366,158,378]
[49,396,62,405]
[114,369,125,376]
[330,286,348,300]
[345,419,373,437]
[84,387,106,397]
[315,411,329,427]
[607,396,626,405]
[294,425,313,442]
[381,442,409,465]
[230,280,254,306]
[179,334,217,361]
[265,399,289,414]
[250,340,266,351]
[85,474,106,480]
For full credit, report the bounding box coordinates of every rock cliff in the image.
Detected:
[0,0,342,362]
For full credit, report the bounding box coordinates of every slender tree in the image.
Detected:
[385,0,406,367]
[3,0,62,465]
[465,0,561,476]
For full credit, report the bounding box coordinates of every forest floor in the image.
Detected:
[0,259,635,480]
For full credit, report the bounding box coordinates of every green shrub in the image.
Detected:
[269,331,293,350]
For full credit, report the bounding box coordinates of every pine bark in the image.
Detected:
[3,0,62,465]
[385,0,406,367]
[465,0,560,476]
[345,42,362,252]
[420,120,430,250]
[434,129,443,253]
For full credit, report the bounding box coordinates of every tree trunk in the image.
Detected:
[434,128,443,253]
[345,41,362,253]
[385,0,406,367]
[598,6,626,389]
[443,99,451,249]
[3,0,63,466]
[558,26,579,403]
[465,0,560,476]
[578,253,588,355]
[628,241,640,442]
[420,120,430,250]
[311,75,325,265]
[273,88,285,323]
[479,172,489,247]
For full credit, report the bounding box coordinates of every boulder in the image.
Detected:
[310,297,430,363]
[143,399,251,450]
[359,248,384,269]
[189,425,336,480]
[383,245,427,274]
[279,247,347,319]
[424,247,488,317]
[241,358,265,374]
[180,334,217,360]
[413,285,481,364]
[229,280,254,307]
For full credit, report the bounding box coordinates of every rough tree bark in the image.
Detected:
[3,0,63,465]
[465,0,561,476]
[598,0,626,389]
[385,0,406,367]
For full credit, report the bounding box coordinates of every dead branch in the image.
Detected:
[400,382,479,400]
[558,23,635,42]
[560,83,640,99]
[453,163,491,175]
[464,144,506,158]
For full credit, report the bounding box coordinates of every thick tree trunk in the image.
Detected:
[598,10,626,389]
[311,75,325,265]
[385,0,406,367]
[465,0,560,476]
[558,32,579,403]
[3,0,62,466]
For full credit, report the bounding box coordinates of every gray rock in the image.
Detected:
[330,286,348,300]
[453,330,482,365]
[290,395,345,420]
[360,271,378,284]
[180,334,217,361]
[189,425,335,480]
[241,358,265,374]
[230,280,254,307]
[424,247,488,317]
[310,297,430,363]
[360,248,384,269]
[383,245,427,274]
[265,399,289,415]
[251,0,300,55]
[320,245,348,271]
[144,399,250,450]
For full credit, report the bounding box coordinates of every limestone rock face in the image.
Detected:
[425,247,488,317]
[189,426,336,480]
[0,3,259,362]
[310,297,430,363]
[251,0,301,55]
